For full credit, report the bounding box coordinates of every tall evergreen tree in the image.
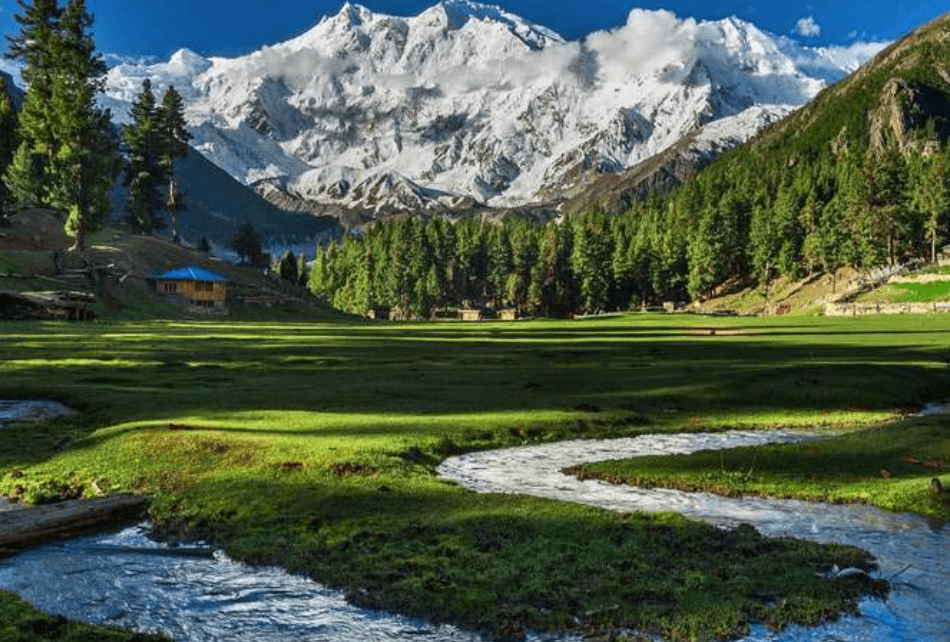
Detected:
[909,149,950,262]
[0,77,18,218]
[571,213,611,314]
[231,220,263,265]
[156,85,190,242]
[7,0,117,251]
[53,0,118,251]
[6,0,61,205]
[123,79,164,233]
[278,249,299,284]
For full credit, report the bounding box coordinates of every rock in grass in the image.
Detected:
[930,478,944,495]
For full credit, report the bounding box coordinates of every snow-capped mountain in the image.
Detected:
[103,1,886,221]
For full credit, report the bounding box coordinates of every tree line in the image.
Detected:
[309,213,675,318]
[310,141,950,319]
[0,0,189,252]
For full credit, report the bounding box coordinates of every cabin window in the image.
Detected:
[162,282,177,293]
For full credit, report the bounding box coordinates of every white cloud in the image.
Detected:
[795,16,821,38]
[585,9,697,82]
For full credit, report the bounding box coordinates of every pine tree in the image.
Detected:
[231,220,262,265]
[749,205,778,298]
[571,213,611,314]
[278,249,298,283]
[909,149,950,262]
[487,224,512,307]
[309,246,330,300]
[0,77,19,218]
[687,205,727,300]
[8,0,117,251]
[156,85,190,242]
[123,79,164,233]
[53,0,117,252]
[7,0,60,173]
[296,253,308,287]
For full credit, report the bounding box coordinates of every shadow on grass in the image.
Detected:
[2,317,950,469]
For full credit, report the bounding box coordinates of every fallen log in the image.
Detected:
[0,494,147,556]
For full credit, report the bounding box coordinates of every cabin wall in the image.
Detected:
[155,280,228,310]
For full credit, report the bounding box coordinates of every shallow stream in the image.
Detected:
[0,399,77,426]
[1,430,947,641]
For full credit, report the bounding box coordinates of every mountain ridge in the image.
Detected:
[101,2,887,223]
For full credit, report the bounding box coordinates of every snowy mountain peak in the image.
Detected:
[102,3,888,220]
[166,48,212,76]
[433,0,563,47]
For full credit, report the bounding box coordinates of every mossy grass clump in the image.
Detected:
[1,313,949,640]
[0,590,171,642]
[571,417,950,521]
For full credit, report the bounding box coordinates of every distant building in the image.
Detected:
[459,308,484,321]
[149,266,229,314]
[498,309,519,321]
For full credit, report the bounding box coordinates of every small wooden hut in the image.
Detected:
[149,266,229,313]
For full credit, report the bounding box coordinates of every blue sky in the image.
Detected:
[2,0,948,59]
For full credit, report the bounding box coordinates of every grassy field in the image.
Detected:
[856,280,950,303]
[2,313,949,641]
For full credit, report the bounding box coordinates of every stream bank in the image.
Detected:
[1,430,945,641]
[439,431,950,642]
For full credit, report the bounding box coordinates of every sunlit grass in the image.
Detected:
[1,312,948,640]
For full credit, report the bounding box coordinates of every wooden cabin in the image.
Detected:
[149,266,229,313]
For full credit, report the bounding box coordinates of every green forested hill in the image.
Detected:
[669,11,950,300]
[312,13,950,318]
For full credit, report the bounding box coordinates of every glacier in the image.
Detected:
[94,1,887,219]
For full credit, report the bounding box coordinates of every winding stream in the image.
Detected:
[1,429,947,641]
[439,431,950,642]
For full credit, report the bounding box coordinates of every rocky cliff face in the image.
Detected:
[102,1,884,221]
[870,77,950,153]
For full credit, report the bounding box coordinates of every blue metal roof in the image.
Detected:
[150,266,228,282]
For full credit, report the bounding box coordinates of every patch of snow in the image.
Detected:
[101,3,889,214]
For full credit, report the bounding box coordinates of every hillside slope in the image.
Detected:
[111,145,339,256]
[0,210,335,320]
[622,11,950,304]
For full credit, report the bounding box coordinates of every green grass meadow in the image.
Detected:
[858,280,950,303]
[2,313,949,640]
